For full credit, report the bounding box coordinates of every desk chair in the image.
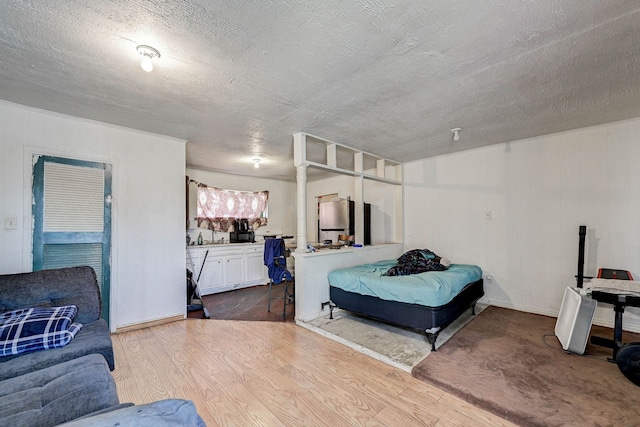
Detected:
[263,238,294,319]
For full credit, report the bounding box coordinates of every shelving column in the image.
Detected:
[295,164,307,253]
[293,133,308,253]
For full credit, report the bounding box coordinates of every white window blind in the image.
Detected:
[43,162,104,232]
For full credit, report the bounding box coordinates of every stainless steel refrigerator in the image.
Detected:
[318,199,354,244]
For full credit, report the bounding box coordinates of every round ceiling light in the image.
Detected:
[136,45,161,72]
[451,127,462,141]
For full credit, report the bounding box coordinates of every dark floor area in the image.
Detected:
[187,282,294,322]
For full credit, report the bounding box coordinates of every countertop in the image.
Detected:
[187,241,263,248]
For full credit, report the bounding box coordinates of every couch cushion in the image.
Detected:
[60,399,206,427]
[0,319,113,381]
[0,266,101,324]
[0,306,83,357]
[0,354,120,427]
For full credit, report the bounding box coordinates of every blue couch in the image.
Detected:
[0,266,113,380]
[0,266,205,426]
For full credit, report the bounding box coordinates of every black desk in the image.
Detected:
[590,289,640,361]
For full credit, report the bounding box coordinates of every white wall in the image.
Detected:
[364,179,402,244]
[0,101,186,332]
[293,243,404,321]
[186,168,297,238]
[404,117,640,331]
[306,174,400,245]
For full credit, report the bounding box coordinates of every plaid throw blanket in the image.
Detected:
[0,305,83,357]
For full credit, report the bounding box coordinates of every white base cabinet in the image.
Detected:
[199,256,224,294]
[187,243,267,295]
[224,254,245,290]
[245,244,266,283]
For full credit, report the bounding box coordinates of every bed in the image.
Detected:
[328,259,484,351]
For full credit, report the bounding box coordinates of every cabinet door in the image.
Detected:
[186,248,201,273]
[224,255,245,288]
[246,252,266,284]
[199,256,224,295]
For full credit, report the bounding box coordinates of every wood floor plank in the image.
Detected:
[433,416,470,427]
[274,343,408,400]
[245,375,344,427]
[255,352,390,426]
[111,319,512,427]
[374,403,439,427]
[437,393,517,427]
[204,382,286,427]
[120,335,175,403]
[110,332,132,381]
[173,384,222,427]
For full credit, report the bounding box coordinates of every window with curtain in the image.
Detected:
[196,185,268,232]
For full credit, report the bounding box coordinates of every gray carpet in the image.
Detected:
[412,305,640,427]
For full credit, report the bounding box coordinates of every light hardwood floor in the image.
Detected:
[111,319,516,426]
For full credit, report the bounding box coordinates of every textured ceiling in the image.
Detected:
[1,1,640,181]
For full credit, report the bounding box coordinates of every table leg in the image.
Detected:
[612,301,625,361]
[589,298,626,362]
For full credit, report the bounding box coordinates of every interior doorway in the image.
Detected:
[32,155,112,326]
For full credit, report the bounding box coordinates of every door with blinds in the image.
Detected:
[32,156,112,325]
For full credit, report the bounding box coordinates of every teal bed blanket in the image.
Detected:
[328,260,482,307]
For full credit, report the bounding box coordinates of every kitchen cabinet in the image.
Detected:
[199,256,224,294]
[223,254,245,289]
[245,245,266,283]
[187,243,267,295]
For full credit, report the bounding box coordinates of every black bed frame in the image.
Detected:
[329,278,484,351]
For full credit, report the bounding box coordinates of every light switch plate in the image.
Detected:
[5,217,17,230]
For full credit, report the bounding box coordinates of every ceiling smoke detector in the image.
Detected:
[451,127,462,141]
[136,45,160,72]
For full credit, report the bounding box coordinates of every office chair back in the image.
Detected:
[263,238,293,319]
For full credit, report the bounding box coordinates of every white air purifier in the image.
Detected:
[555,287,597,355]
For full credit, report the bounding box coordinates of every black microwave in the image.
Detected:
[230,230,255,243]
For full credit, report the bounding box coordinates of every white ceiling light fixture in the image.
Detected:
[451,127,462,141]
[253,158,261,168]
[136,45,160,72]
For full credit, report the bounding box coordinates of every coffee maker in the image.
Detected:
[230,218,255,243]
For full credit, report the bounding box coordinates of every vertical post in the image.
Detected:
[327,144,337,168]
[376,158,385,178]
[354,176,364,245]
[296,164,308,253]
[577,225,586,288]
[353,152,364,245]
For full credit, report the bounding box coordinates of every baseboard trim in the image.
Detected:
[486,299,640,334]
[115,314,184,333]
